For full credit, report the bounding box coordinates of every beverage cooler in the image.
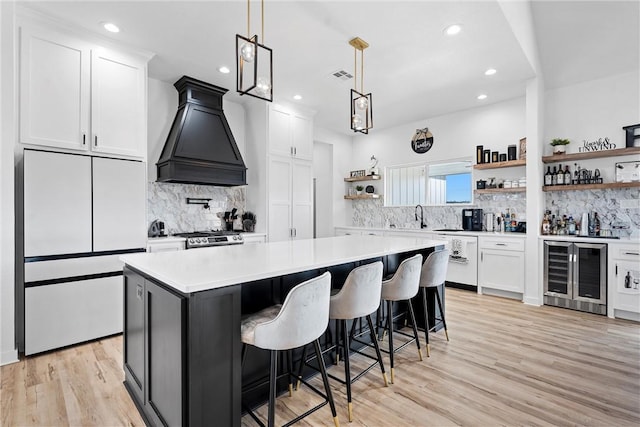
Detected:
[543,241,607,315]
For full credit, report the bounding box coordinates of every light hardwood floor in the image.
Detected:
[2,288,639,426]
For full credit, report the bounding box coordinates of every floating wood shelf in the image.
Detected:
[475,187,527,194]
[344,194,381,200]
[344,175,381,182]
[473,159,526,170]
[542,147,640,163]
[542,182,640,192]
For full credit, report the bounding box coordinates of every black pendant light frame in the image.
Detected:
[351,89,373,134]
[235,34,273,102]
[349,37,373,134]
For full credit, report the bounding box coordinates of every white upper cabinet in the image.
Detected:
[268,104,313,160]
[19,24,148,159]
[20,26,90,151]
[91,49,146,158]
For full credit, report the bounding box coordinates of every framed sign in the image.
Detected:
[411,128,434,154]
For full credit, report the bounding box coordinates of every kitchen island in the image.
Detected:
[120,235,445,427]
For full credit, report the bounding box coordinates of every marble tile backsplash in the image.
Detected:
[352,193,527,230]
[147,182,246,234]
[351,188,639,237]
[545,188,639,238]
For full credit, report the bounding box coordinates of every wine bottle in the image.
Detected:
[544,166,552,186]
[551,166,557,185]
[557,164,564,185]
[564,165,571,185]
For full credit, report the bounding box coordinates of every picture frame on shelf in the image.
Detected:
[519,137,527,160]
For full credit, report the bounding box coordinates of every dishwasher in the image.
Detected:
[437,234,478,290]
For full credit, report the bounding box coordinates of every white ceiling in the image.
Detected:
[19,1,640,135]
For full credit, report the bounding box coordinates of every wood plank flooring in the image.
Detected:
[2,288,639,426]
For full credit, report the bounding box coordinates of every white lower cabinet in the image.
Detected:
[478,237,525,295]
[610,243,640,318]
[146,239,186,252]
[25,276,123,355]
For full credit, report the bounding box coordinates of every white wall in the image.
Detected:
[351,97,526,186]
[314,126,353,228]
[146,78,247,180]
[1,0,18,365]
[312,142,333,237]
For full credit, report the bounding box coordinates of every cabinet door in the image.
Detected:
[291,159,313,239]
[25,276,123,355]
[268,156,292,242]
[145,281,185,427]
[92,157,147,251]
[20,26,90,150]
[24,150,92,257]
[291,113,313,160]
[479,249,524,293]
[614,260,640,313]
[268,105,292,157]
[91,48,146,158]
[124,270,145,400]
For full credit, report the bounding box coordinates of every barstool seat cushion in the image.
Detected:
[241,305,282,346]
[330,261,383,320]
[241,272,332,351]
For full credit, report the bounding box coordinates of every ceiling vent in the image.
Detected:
[331,70,353,81]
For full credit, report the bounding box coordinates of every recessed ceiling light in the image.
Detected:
[102,22,120,33]
[218,66,231,74]
[485,68,497,76]
[444,24,462,36]
[477,94,488,100]
[293,94,302,100]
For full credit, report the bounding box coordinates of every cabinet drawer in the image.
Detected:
[612,244,640,261]
[479,237,524,252]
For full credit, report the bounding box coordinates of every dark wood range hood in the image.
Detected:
[156,76,247,186]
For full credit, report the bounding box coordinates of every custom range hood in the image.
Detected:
[157,76,247,186]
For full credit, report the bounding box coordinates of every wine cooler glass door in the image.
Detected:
[573,242,607,304]
[544,242,572,298]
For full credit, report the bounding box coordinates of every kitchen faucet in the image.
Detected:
[415,205,427,229]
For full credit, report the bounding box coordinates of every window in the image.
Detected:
[385,158,472,207]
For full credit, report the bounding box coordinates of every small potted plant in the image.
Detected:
[241,211,256,232]
[550,138,570,154]
[355,185,364,195]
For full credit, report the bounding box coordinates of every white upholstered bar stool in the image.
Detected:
[419,249,450,357]
[379,254,424,383]
[240,272,339,427]
[328,261,388,422]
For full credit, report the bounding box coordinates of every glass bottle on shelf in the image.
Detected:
[541,212,550,235]
[568,216,576,235]
[564,165,571,185]
[551,166,558,185]
[544,166,552,186]
[556,164,564,185]
[594,212,601,236]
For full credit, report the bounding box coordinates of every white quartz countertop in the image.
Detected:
[539,235,640,244]
[337,226,527,239]
[122,235,444,294]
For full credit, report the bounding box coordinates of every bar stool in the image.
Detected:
[379,254,424,383]
[327,261,388,422]
[419,249,450,357]
[240,272,339,427]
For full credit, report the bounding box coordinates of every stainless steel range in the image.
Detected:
[173,231,244,249]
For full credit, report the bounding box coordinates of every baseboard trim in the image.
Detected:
[523,296,542,306]
[1,348,19,366]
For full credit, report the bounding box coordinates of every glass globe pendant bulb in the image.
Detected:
[240,42,255,62]
[352,113,363,130]
[355,96,369,110]
[256,76,271,96]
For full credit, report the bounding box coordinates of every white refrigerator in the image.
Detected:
[23,149,146,355]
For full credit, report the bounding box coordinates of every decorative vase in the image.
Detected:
[553,145,566,154]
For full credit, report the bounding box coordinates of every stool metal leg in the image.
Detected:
[268,350,278,427]
[295,344,307,391]
[435,286,449,341]
[407,299,423,361]
[287,350,294,396]
[422,287,431,357]
[386,300,395,383]
[366,315,389,387]
[342,319,353,422]
[313,339,340,427]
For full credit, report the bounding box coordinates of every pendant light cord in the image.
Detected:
[247,0,250,37]
[361,49,364,94]
[261,0,265,42]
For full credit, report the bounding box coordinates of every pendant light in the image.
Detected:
[349,37,373,134]
[236,0,273,102]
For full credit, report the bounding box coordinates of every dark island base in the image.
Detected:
[123,247,443,426]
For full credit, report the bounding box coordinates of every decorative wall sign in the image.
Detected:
[578,137,616,153]
[411,128,434,154]
[349,169,367,177]
[519,137,527,160]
